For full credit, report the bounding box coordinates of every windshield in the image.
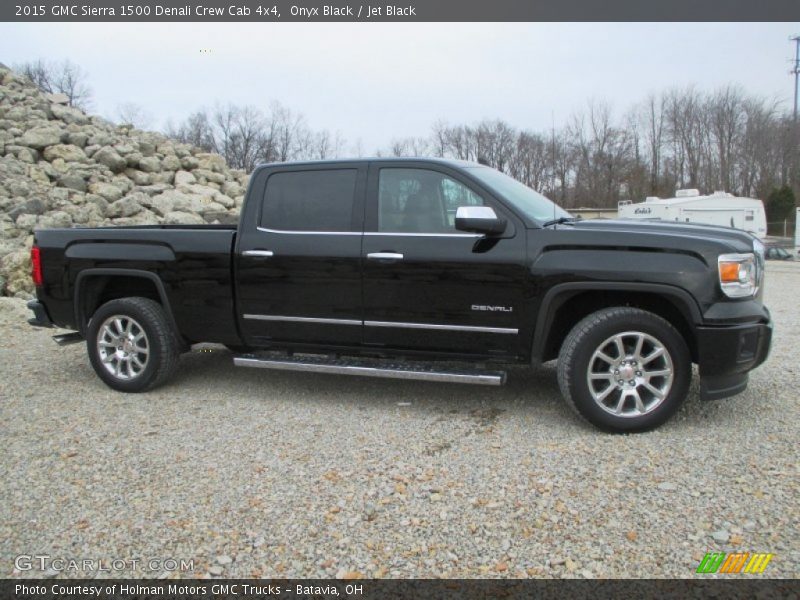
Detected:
[467,166,572,224]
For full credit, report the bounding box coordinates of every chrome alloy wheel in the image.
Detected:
[96,315,150,380]
[586,331,674,418]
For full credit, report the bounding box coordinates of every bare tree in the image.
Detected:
[665,86,710,189]
[14,59,93,109]
[210,104,269,172]
[387,136,431,157]
[437,124,474,161]
[311,130,333,160]
[116,102,153,129]
[430,120,450,157]
[707,85,745,192]
[15,59,52,92]
[568,101,635,206]
[165,110,214,152]
[304,130,345,160]
[550,130,575,204]
[640,93,667,195]
[57,61,92,110]
[165,100,348,168]
[388,138,409,157]
[350,138,365,158]
[271,102,308,162]
[474,120,516,170]
[162,85,798,203]
[508,131,549,191]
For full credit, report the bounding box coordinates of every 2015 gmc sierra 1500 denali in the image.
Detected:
[27,158,772,432]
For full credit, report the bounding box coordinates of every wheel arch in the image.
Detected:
[532,282,702,364]
[74,269,180,340]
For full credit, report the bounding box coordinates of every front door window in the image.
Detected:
[378,168,484,233]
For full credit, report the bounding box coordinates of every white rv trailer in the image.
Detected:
[617,189,767,239]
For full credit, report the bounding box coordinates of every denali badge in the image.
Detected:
[471,305,513,312]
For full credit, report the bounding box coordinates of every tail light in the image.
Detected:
[31,246,43,287]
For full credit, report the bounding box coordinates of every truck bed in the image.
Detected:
[34,225,241,346]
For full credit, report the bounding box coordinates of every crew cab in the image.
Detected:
[27,158,772,432]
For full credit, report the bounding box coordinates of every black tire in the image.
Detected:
[86,297,180,392]
[557,307,691,433]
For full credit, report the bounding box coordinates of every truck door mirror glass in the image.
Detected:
[455,206,506,235]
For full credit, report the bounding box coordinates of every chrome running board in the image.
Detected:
[233,354,506,386]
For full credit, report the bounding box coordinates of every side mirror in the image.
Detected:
[455,206,506,235]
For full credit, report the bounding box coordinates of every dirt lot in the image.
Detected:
[1,262,798,579]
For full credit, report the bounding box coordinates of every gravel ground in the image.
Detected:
[1,263,798,579]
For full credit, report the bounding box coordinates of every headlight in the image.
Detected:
[718,253,757,298]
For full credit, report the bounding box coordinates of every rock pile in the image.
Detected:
[0,63,249,297]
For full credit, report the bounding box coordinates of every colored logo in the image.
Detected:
[696,552,773,574]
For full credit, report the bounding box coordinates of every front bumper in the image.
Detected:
[696,312,772,401]
[27,299,53,328]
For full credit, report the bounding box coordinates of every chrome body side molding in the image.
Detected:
[241,314,518,335]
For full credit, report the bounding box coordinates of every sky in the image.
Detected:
[0,22,798,152]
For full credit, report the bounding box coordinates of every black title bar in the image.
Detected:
[5,579,800,600]
[3,0,800,22]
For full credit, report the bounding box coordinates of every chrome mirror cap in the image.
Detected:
[455,206,506,235]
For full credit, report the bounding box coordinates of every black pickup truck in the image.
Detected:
[27,158,772,432]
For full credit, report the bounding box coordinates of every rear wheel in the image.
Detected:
[87,297,179,392]
[557,307,691,432]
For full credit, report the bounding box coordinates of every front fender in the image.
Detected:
[531,281,703,362]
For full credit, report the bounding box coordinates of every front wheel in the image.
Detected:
[557,307,691,432]
[86,297,180,392]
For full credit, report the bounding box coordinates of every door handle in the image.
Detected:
[243,250,274,258]
[367,252,404,261]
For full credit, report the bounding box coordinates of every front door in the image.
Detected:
[235,163,366,348]
[361,163,527,357]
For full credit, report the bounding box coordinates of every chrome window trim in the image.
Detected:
[256,226,361,236]
[364,232,482,238]
[365,320,517,334]
[241,314,518,334]
[255,227,480,238]
[242,314,362,326]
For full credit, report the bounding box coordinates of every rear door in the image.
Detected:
[361,162,528,357]
[235,163,366,347]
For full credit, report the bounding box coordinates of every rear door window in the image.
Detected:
[261,169,358,232]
